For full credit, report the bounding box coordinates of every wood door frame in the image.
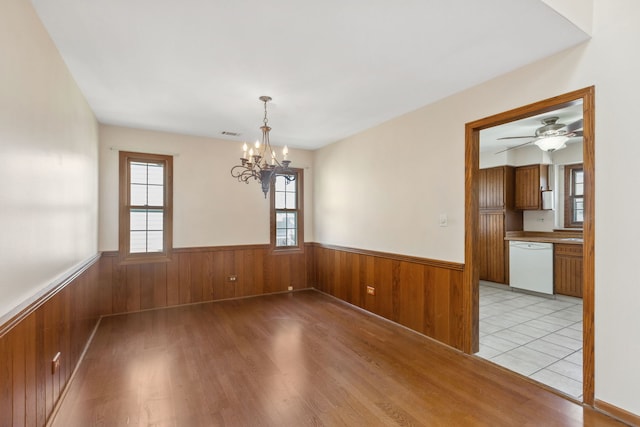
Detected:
[463,87,595,404]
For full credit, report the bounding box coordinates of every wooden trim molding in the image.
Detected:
[311,243,465,271]
[0,253,101,337]
[595,400,640,427]
[464,86,596,404]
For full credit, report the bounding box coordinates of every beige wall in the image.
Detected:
[314,0,640,415]
[98,124,314,250]
[0,0,98,320]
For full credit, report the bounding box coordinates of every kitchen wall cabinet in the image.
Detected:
[479,166,522,284]
[515,164,549,210]
[554,243,583,297]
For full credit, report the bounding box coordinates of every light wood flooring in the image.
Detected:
[51,290,623,426]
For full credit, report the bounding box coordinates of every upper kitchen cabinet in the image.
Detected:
[479,166,516,211]
[515,164,549,210]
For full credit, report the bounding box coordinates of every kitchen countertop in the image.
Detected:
[505,231,583,245]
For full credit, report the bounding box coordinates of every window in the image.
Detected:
[119,151,173,263]
[564,163,584,228]
[271,169,303,252]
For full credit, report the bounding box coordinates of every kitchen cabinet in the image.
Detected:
[479,166,522,284]
[515,164,549,210]
[554,243,583,297]
[479,166,506,210]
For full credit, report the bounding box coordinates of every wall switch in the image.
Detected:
[288,286,293,291]
[439,213,448,227]
[366,286,375,296]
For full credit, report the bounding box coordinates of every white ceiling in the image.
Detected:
[30,0,589,150]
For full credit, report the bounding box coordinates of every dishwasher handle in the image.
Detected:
[509,241,553,250]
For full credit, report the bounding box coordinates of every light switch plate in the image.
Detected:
[439,213,448,227]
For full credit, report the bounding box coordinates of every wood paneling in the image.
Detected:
[99,244,312,316]
[0,256,102,427]
[313,244,465,350]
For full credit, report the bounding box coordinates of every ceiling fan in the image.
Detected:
[495,116,583,153]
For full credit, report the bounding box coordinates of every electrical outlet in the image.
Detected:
[288,286,293,291]
[52,352,61,375]
[227,275,237,282]
[366,286,375,296]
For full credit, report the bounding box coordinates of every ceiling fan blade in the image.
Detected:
[565,118,583,133]
[569,130,583,137]
[497,135,536,140]
[494,139,535,154]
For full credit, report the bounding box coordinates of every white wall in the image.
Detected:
[0,0,98,320]
[99,125,314,250]
[314,0,640,415]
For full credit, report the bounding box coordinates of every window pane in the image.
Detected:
[148,210,164,230]
[276,229,287,247]
[147,163,164,185]
[573,170,584,196]
[573,198,584,223]
[276,212,286,228]
[285,193,296,209]
[147,185,164,206]
[131,184,147,205]
[147,231,164,252]
[275,192,286,209]
[287,229,297,246]
[275,175,287,191]
[130,231,147,253]
[130,162,148,184]
[130,210,147,231]
[287,212,297,228]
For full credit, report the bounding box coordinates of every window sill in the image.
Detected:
[271,246,305,256]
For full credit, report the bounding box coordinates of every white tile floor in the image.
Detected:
[475,281,583,400]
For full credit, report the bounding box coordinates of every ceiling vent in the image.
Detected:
[221,131,241,137]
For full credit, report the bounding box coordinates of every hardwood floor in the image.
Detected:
[51,290,623,426]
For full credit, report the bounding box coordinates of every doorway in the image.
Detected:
[463,87,595,404]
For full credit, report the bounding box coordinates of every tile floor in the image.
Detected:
[475,281,584,400]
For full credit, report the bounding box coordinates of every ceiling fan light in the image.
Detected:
[534,135,569,152]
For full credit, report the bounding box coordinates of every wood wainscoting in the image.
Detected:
[0,255,102,427]
[312,244,465,350]
[99,244,316,315]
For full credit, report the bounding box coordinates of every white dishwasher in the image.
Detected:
[509,241,554,295]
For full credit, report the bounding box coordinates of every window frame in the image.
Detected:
[270,168,304,253]
[564,163,584,229]
[119,151,173,264]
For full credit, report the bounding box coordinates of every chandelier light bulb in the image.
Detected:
[283,145,289,160]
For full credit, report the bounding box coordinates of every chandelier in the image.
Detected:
[231,96,291,198]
